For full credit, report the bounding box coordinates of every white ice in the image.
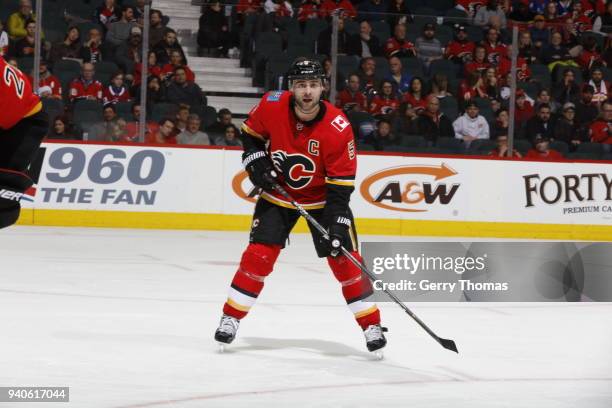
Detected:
[0,227,610,408]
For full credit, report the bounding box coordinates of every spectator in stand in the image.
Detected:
[115,26,143,74]
[497,47,531,81]
[145,75,166,106]
[464,44,489,77]
[489,134,522,158]
[263,0,294,17]
[577,36,603,72]
[415,95,454,145]
[161,49,195,83]
[0,20,9,56]
[543,1,560,23]
[445,25,475,64]
[7,0,37,41]
[89,104,119,141]
[453,101,490,147]
[593,1,612,34]
[147,118,177,144]
[364,118,400,150]
[589,100,612,144]
[369,80,400,117]
[474,0,507,28]
[154,29,187,66]
[347,20,382,58]
[49,26,81,63]
[455,0,487,19]
[402,77,427,112]
[47,115,82,140]
[529,15,550,50]
[30,59,62,100]
[525,135,564,160]
[492,107,509,137]
[430,74,453,100]
[237,0,261,25]
[178,114,210,145]
[541,31,574,69]
[391,101,418,134]
[575,84,599,127]
[174,104,190,134]
[357,56,378,94]
[459,71,484,102]
[481,27,507,65]
[80,28,105,64]
[318,16,350,56]
[534,88,561,114]
[106,6,138,48]
[207,108,234,137]
[587,66,610,105]
[133,51,163,90]
[509,1,535,22]
[523,103,555,141]
[321,0,357,19]
[386,0,411,31]
[514,88,534,128]
[106,118,131,142]
[95,0,122,34]
[103,71,131,105]
[336,73,368,112]
[215,124,243,146]
[384,23,416,59]
[125,102,159,142]
[529,0,548,15]
[148,10,167,48]
[357,0,388,22]
[198,1,233,58]
[518,31,539,64]
[553,67,580,104]
[165,67,204,108]
[322,58,343,95]
[415,23,444,72]
[69,62,104,104]
[554,102,586,150]
[11,19,43,58]
[480,67,500,100]
[385,56,410,94]
[298,0,324,25]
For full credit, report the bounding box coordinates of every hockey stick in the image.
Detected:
[267,179,459,354]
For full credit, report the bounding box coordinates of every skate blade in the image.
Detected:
[371,350,384,360]
[217,342,227,353]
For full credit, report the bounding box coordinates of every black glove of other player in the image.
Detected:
[242,150,278,192]
[324,215,352,257]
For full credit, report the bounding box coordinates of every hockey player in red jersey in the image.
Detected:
[214,58,387,353]
[0,55,48,229]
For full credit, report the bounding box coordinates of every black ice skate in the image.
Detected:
[215,314,240,351]
[364,324,388,357]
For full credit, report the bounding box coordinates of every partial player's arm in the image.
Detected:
[321,119,357,256]
[240,97,277,192]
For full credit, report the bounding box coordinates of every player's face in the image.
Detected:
[292,79,323,113]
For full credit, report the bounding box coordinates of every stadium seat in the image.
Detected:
[356,143,376,151]
[400,57,425,78]
[344,20,359,36]
[468,139,496,154]
[54,59,82,73]
[288,35,314,55]
[437,137,465,153]
[576,142,604,159]
[151,103,179,122]
[42,98,64,126]
[513,139,532,155]
[304,19,328,43]
[200,106,218,129]
[466,25,483,43]
[413,7,438,26]
[276,16,300,37]
[428,0,454,15]
[435,24,454,47]
[530,64,552,88]
[429,59,458,79]
[383,144,414,153]
[115,102,134,121]
[399,134,427,148]
[550,140,569,155]
[373,57,390,80]
[444,8,469,26]
[370,20,390,43]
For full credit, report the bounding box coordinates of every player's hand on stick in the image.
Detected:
[242,150,278,192]
[324,216,351,257]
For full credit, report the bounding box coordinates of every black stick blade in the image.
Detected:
[439,338,459,353]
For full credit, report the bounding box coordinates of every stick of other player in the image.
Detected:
[267,177,459,354]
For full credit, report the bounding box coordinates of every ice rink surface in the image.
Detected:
[0,226,611,408]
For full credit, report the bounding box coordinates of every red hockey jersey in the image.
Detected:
[241,91,356,209]
[0,56,41,130]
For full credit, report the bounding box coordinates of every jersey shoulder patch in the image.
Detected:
[330,114,350,132]
[266,90,284,102]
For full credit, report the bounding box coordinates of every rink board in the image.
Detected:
[17,141,612,240]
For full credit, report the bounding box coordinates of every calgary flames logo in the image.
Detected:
[271,150,316,189]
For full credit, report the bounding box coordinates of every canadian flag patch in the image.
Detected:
[331,115,349,132]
